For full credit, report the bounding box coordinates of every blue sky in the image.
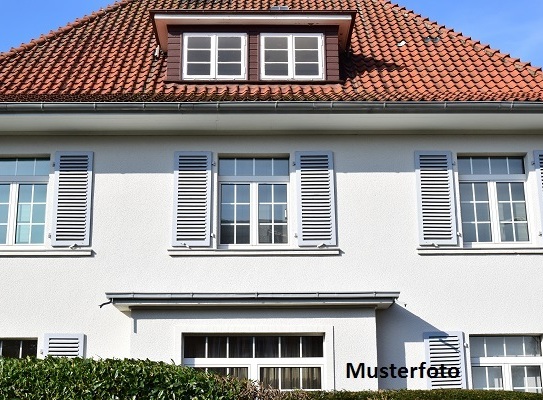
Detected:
[1,0,543,68]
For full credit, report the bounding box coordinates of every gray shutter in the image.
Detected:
[415,151,458,246]
[43,333,85,358]
[533,151,543,238]
[424,331,467,389]
[173,152,212,247]
[52,152,94,247]
[295,151,337,246]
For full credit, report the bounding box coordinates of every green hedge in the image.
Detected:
[1,357,542,400]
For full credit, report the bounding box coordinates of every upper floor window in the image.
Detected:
[458,156,528,244]
[218,157,289,246]
[0,158,49,245]
[0,339,38,358]
[183,33,247,80]
[261,33,324,80]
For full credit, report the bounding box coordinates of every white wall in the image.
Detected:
[2,129,543,389]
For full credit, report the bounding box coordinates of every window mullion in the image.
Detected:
[288,36,294,79]
[211,36,218,79]
[251,183,258,245]
[488,182,501,243]
[7,183,18,245]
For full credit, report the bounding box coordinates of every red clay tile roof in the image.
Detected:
[1,0,543,102]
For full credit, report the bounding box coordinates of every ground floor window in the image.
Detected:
[183,334,324,390]
[470,335,543,393]
[0,339,37,358]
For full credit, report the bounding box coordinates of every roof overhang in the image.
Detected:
[150,10,356,51]
[105,291,400,312]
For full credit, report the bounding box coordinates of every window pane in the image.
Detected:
[282,367,300,389]
[221,184,235,202]
[508,157,525,174]
[273,225,288,243]
[217,64,241,76]
[273,159,289,176]
[472,157,490,174]
[236,184,250,203]
[0,159,16,175]
[207,367,228,376]
[470,337,485,357]
[1,340,20,358]
[490,157,508,174]
[302,367,322,389]
[274,184,287,202]
[457,158,472,175]
[208,336,227,358]
[236,205,250,223]
[218,37,241,48]
[16,159,35,176]
[218,50,241,63]
[186,63,210,76]
[505,336,525,356]
[478,223,492,242]
[265,50,288,63]
[0,184,9,202]
[487,366,504,389]
[221,204,234,223]
[219,159,235,176]
[295,37,318,49]
[265,64,289,76]
[35,159,50,176]
[17,204,31,223]
[255,159,273,176]
[525,366,542,391]
[15,224,30,244]
[259,204,272,223]
[281,336,300,357]
[471,366,488,389]
[187,50,211,62]
[265,37,288,49]
[255,336,279,358]
[236,159,253,176]
[525,337,541,356]
[513,203,527,221]
[187,36,211,48]
[486,337,505,356]
[236,225,250,244]
[18,185,33,203]
[475,203,490,221]
[474,183,488,201]
[462,223,476,242]
[0,225,7,244]
[220,225,234,244]
[33,185,47,203]
[0,204,8,224]
[259,225,272,243]
[295,64,319,76]
[274,205,287,223]
[461,203,475,222]
[302,336,323,357]
[184,336,206,358]
[500,223,515,242]
[261,367,279,389]
[497,183,510,201]
[230,367,248,379]
[459,182,473,200]
[510,183,525,201]
[512,366,527,388]
[259,184,272,203]
[498,203,512,222]
[21,340,37,358]
[295,50,318,62]
[30,225,45,244]
[229,336,252,358]
[515,224,529,242]
[32,204,46,223]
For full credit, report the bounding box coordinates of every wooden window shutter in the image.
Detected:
[424,331,467,389]
[51,152,94,247]
[533,151,543,238]
[43,333,86,358]
[295,151,337,246]
[415,151,458,245]
[173,152,212,247]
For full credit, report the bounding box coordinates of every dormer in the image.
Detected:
[151,9,355,83]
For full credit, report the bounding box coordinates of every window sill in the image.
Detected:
[417,246,543,255]
[168,248,341,256]
[0,248,93,257]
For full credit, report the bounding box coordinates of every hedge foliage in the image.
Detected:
[1,357,543,400]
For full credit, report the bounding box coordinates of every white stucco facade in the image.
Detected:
[1,110,543,391]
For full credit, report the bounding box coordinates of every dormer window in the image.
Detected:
[261,33,324,80]
[183,33,247,80]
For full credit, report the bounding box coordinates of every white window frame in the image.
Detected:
[182,33,247,80]
[456,155,537,248]
[182,334,325,391]
[260,33,324,80]
[470,336,543,393]
[0,338,38,358]
[0,158,50,247]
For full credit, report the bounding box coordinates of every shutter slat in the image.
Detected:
[296,151,337,246]
[416,151,457,245]
[424,331,467,389]
[52,152,93,247]
[172,152,212,247]
[44,334,85,358]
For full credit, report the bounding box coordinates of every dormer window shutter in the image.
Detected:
[415,151,458,246]
[173,151,212,247]
[51,151,94,247]
[295,151,337,246]
[424,331,467,389]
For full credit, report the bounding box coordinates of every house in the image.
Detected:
[2,0,543,392]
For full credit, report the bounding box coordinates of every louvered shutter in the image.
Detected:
[295,151,337,246]
[424,331,467,389]
[51,152,94,246]
[43,333,85,358]
[173,152,212,247]
[533,151,543,239]
[415,151,458,245]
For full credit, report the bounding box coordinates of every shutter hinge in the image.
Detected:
[292,161,296,166]
[532,161,536,165]
[48,233,51,239]
[52,161,55,167]
[211,161,217,166]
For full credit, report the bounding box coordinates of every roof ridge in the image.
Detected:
[0,0,137,61]
[387,0,543,76]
